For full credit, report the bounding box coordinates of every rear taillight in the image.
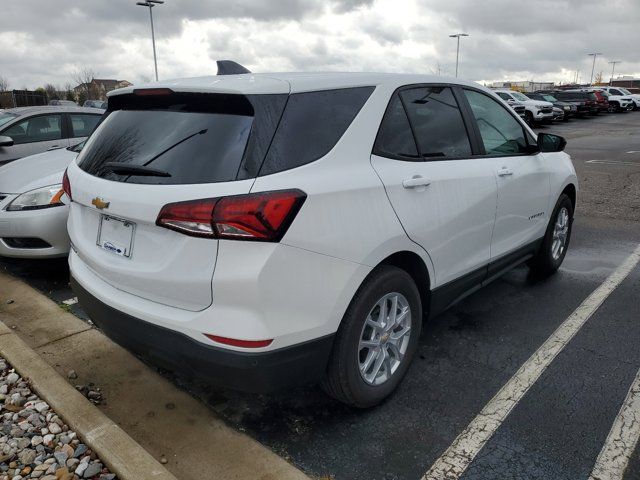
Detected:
[156,189,306,242]
[62,168,72,201]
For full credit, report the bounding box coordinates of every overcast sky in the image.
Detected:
[1,0,639,89]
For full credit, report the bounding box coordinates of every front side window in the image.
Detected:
[70,114,102,138]
[373,94,419,159]
[400,87,472,158]
[610,89,622,96]
[464,89,530,156]
[2,114,62,145]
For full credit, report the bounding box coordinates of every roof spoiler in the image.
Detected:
[216,60,251,75]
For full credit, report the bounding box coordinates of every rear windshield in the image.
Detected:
[78,93,257,185]
[558,92,596,101]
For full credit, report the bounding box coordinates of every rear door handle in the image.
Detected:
[497,167,513,177]
[402,176,432,189]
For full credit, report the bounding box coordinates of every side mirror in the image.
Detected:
[537,133,566,153]
[0,136,14,147]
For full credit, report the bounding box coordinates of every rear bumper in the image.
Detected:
[72,277,335,393]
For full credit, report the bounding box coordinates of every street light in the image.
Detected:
[608,60,621,86]
[587,52,602,86]
[136,0,164,81]
[449,33,469,78]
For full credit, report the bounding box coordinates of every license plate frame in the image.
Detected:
[96,214,136,258]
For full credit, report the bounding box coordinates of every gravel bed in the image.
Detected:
[0,356,116,480]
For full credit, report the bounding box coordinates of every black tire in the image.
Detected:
[525,111,534,126]
[528,193,573,277]
[321,266,422,408]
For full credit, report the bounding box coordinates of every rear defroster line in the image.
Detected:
[422,244,640,480]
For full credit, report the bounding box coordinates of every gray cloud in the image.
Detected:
[1,0,639,90]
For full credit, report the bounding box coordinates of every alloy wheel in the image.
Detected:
[358,292,412,386]
[551,207,570,261]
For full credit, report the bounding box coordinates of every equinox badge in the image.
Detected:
[92,197,110,210]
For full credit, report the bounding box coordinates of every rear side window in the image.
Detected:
[70,114,101,138]
[78,93,284,185]
[259,87,374,176]
[400,87,472,158]
[373,95,419,159]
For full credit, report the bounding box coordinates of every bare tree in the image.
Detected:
[44,83,60,100]
[71,67,96,100]
[430,62,443,76]
[0,75,9,92]
[594,71,604,85]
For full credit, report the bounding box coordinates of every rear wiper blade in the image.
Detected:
[101,162,171,177]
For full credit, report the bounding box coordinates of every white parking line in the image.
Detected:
[422,244,640,480]
[588,368,640,480]
[586,160,640,166]
[62,297,78,306]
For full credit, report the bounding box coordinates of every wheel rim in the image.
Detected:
[358,292,411,386]
[551,207,570,261]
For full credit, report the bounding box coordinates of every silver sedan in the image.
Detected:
[0,142,81,258]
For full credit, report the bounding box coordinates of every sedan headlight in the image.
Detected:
[564,105,570,110]
[6,184,65,212]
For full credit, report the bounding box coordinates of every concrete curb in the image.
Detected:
[0,322,178,480]
[0,271,312,480]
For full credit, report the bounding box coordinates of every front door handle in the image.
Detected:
[497,167,513,177]
[402,176,432,189]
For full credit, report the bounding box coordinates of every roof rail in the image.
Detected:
[216,60,251,75]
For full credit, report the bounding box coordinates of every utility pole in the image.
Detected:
[449,33,469,78]
[608,60,621,86]
[587,53,602,86]
[136,0,164,81]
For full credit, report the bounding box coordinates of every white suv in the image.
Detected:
[594,86,638,111]
[493,89,555,124]
[66,72,578,407]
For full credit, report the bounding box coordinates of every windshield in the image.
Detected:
[619,88,632,95]
[543,95,557,102]
[0,112,17,129]
[511,92,530,101]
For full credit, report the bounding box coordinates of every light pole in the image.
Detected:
[136,0,164,81]
[608,60,621,86]
[587,52,602,86]
[449,33,469,78]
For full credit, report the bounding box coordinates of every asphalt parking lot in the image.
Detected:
[1,111,640,480]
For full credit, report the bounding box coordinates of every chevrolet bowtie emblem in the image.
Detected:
[91,197,110,210]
